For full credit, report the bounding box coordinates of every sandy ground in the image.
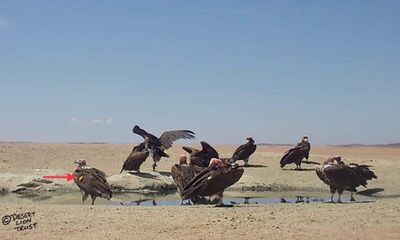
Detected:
[0,143,399,239]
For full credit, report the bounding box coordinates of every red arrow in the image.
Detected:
[43,173,75,182]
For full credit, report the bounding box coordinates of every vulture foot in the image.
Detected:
[350,193,356,202]
[152,163,157,171]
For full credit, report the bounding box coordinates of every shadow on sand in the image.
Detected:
[282,168,315,172]
[241,164,267,168]
[158,171,172,177]
[302,160,321,165]
[357,188,385,196]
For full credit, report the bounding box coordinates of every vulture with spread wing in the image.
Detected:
[120,142,149,173]
[231,137,257,165]
[181,158,244,206]
[280,136,311,170]
[182,141,219,167]
[132,125,196,171]
[73,159,112,205]
[316,156,377,202]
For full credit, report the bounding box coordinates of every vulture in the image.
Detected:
[181,158,244,206]
[73,159,112,205]
[132,125,196,171]
[182,141,219,167]
[120,142,149,173]
[231,137,257,165]
[316,156,377,202]
[171,155,204,204]
[280,135,311,170]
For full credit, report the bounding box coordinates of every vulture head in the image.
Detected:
[246,137,255,144]
[74,159,87,166]
[302,135,309,143]
[209,158,226,168]
[333,155,342,162]
[179,155,188,165]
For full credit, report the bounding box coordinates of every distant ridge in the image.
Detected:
[329,143,400,148]
[257,143,293,147]
[67,142,107,145]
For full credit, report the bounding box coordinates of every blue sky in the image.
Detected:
[0,0,399,145]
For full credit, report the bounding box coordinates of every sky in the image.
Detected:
[0,0,399,145]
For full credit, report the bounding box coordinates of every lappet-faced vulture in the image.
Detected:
[73,159,112,205]
[316,156,377,202]
[132,125,196,171]
[231,137,257,165]
[120,142,150,173]
[181,158,244,206]
[280,135,311,170]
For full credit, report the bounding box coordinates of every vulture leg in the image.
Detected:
[215,192,227,207]
[81,191,89,205]
[244,158,249,166]
[151,154,160,171]
[329,186,336,203]
[337,188,344,203]
[91,195,97,205]
[350,192,356,202]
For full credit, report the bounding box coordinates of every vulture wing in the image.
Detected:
[280,144,310,167]
[121,147,149,173]
[182,166,244,199]
[199,141,219,157]
[231,143,257,161]
[193,141,219,167]
[171,164,203,194]
[159,130,196,150]
[132,125,161,146]
[182,146,199,155]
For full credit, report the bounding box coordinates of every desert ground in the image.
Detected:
[0,143,399,240]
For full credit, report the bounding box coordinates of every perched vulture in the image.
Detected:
[181,158,244,205]
[132,125,196,171]
[182,141,219,167]
[231,137,257,165]
[73,159,112,205]
[280,136,311,170]
[316,156,377,202]
[120,142,149,173]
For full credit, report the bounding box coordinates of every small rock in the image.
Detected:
[0,187,8,195]
[33,178,53,184]
[17,182,41,188]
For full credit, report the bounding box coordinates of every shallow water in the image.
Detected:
[0,190,374,206]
